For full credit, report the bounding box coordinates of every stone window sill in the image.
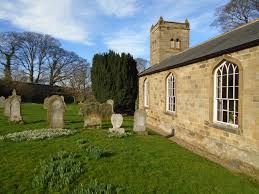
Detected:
[206,122,240,135]
[164,111,176,118]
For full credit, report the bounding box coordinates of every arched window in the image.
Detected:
[170,38,175,48]
[144,79,149,107]
[166,73,176,112]
[214,61,239,126]
[175,39,180,49]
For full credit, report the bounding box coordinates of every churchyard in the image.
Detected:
[0,102,259,193]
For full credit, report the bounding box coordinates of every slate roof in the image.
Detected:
[139,19,259,77]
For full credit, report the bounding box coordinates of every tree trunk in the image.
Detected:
[29,68,34,83]
[49,68,54,85]
[4,55,12,81]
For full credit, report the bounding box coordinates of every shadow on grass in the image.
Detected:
[102,123,132,129]
[66,120,83,124]
[102,151,115,158]
[146,129,163,136]
[101,123,112,129]
[23,120,46,124]
[122,124,133,129]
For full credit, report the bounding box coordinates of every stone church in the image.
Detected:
[139,17,259,170]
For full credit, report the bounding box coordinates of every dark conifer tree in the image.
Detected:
[91,50,138,113]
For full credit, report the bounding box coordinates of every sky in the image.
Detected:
[0,0,228,64]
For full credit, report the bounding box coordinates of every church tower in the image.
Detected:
[150,17,190,66]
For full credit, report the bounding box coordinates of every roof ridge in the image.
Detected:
[160,19,259,64]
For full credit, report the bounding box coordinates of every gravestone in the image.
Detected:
[43,97,49,109]
[0,96,5,108]
[106,99,114,113]
[109,114,125,134]
[133,109,147,135]
[47,95,66,128]
[81,102,102,128]
[4,98,11,117]
[80,102,113,129]
[10,95,22,122]
[84,114,102,128]
[8,89,23,122]
[99,103,113,119]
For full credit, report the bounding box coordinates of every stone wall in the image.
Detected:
[139,45,259,169]
[0,80,74,103]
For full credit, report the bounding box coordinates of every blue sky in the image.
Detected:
[0,0,228,64]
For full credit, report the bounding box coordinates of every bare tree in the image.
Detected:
[0,32,21,81]
[16,32,60,83]
[12,66,29,82]
[0,30,91,100]
[64,59,91,102]
[135,58,149,73]
[211,0,259,32]
[47,48,80,86]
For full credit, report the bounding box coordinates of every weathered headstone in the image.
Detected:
[133,109,147,135]
[4,89,23,122]
[0,96,5,108]
[84,114,102,128]
[4,98,11,117]
[10,95,22,122]
[81,102,101,128]
[106,99,114,113]
[43,97,49,109]
[80,101,113,129]
[47,95,66,129]
[99,103,113,119]
[109,114,125,134]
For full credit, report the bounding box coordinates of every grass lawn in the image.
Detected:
[0,103,259,193]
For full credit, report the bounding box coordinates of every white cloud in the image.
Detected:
[104,28,148,58]
[0,0,92,44]
[96,0,139,17]
[0,0,228,59]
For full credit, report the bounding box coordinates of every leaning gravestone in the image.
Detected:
[133,109,147,135]
[109,114,125,134]
[106,99,114,113]
[0,96,5,108]
[4,98,11,117]
[47,95,66,129]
